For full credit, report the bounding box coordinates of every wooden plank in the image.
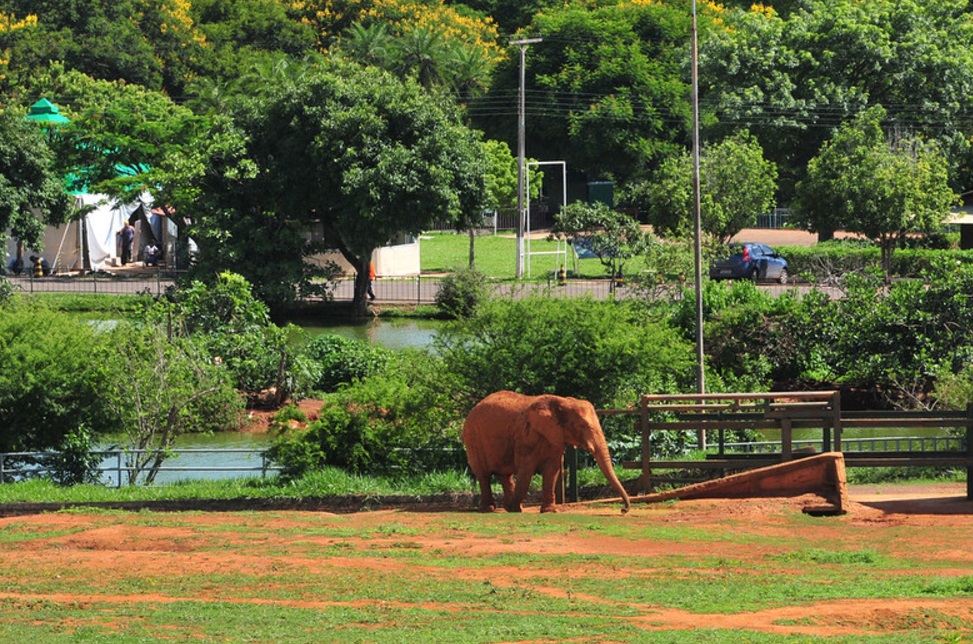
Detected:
[641,391,836,402]
[622,459,780,470]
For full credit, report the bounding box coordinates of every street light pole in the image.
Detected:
[511,37,542,279]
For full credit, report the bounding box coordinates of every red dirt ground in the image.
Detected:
[1,482,971,639]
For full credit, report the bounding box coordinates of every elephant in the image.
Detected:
[461,391,631,514]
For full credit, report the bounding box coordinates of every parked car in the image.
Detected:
[709,242,789,284]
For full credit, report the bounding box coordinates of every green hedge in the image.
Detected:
[775,244,973,281]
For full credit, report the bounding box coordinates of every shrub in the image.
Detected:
[302,334,391,392]
[435,296,695,410]
[42,425,103,486]
[148,272,315,400]
[0,276,14,304]
[268,354,465,478]
[97,322,246,484]
[435,266,489,318]
[0,299,115,452]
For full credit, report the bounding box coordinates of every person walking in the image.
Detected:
[367,261,377,301]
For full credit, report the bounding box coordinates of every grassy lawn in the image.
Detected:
[419,230,625,280]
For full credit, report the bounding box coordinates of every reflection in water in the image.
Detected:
[293,317,443,350]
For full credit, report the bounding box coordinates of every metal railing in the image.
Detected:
[0,448,279,487]
[6,271,180,296]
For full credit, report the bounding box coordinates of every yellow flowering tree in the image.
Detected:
[291,0,503,97]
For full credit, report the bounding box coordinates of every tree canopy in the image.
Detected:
[794,107,957,278]
[701,0,973,196]
[177,58,486,314]
[0,109,71,251]
[636,130,778,244]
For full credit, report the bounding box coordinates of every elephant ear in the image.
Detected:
[521,399,562,449]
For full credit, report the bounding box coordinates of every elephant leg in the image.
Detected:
[508,467,534,513]
[475,475,496,512]
[539,462,562,513]
[499,474,515,511]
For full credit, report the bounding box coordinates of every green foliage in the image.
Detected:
[179,57,487,315]
[0,299,115,452]
[97,322,245,484]
[436,296,695,409]
[434,265,489,319]
[156,272,314,398]
[40,424,102,486]
[702,0,973,197]
[0,1,205,97]
[302,334,391,393]
[0,276,14,303]
[551,202,651,280]
[478,0,709,182]
[268,355,464,478]
[794,106,958,277]
[0,109,72,249]
[638,130,778,244]
[673,280,800,392]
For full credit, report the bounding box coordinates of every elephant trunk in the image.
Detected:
[588,440,631,514]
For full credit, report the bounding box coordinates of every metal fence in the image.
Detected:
[0,433,963,489]
[6,271,180,296]
[0,448,279,487]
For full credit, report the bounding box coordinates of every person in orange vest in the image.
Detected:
[367,261,377,301]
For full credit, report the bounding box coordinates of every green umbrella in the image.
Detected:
[26,98,70,125]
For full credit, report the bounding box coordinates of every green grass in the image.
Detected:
[0,468,475,504]
[420,230,630,280]
[18,291,147,312]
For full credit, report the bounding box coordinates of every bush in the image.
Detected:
[0,299,115,452]
[268,354,465,479]
[149,272,316,399]
[302,334,391,392]
[436,296,695,410]
[435,266,489,318]
[98,322,246,484]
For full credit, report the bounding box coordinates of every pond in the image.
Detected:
[97,431,275,487]
[291,316,444,350]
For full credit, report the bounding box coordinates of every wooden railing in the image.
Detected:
[591,391,972,500]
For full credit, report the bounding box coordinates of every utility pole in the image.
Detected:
[690,0,706,449]
[511,37,542,279]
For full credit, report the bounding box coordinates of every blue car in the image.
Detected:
[709,242,789,284]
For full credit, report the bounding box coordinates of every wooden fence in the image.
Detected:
[592,391,972,500]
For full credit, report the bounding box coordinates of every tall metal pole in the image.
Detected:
[511,37,542,279]
[691,1,707,449]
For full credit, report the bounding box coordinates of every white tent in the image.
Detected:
[5,192,177,273]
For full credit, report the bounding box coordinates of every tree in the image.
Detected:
[701,0,973,196]
[475,1,724,183]
[180,58,487,315]
[38,68,208,240]
[551,202,651,282]
[638,131,778,244]
[99,322,244,485]
[0,109,71,253]
[0,0,207,96]
[435,297,694,410]
[793,107,957,279]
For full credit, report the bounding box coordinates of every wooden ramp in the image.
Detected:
[625,452,849,515]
